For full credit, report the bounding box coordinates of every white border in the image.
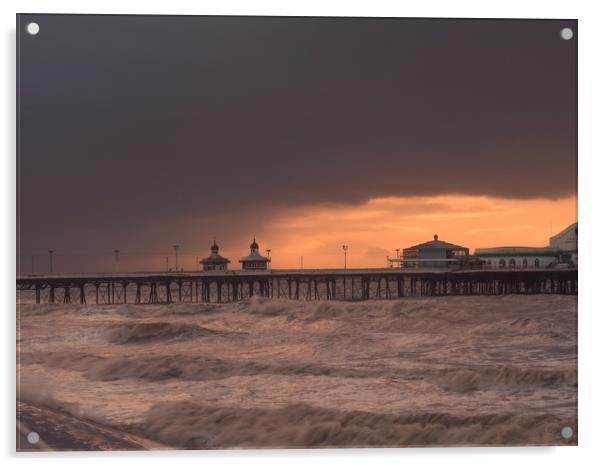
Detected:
[2,1,602,465]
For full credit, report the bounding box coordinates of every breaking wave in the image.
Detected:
[116,303,223,319]
[20,351,376,382]
[104,322,216,344]
[20,350,576,393]
[138,401,576,448]
[427,365,577,393]
[19,375,83,416]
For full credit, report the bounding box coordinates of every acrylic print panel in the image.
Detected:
[16,14,577,451]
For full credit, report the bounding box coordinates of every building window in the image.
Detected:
[486,260,492,268]
[523,258,528,268]
[534,258,540,268]
[499,259,506,268]
[509,259,516,268]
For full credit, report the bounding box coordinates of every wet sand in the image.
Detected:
[17,401,166,451]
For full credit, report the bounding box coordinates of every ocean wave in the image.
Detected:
[18,304,76,317]
[138,401,576,448]
[116,303,223,319]
[20,348,576,395]
[104,322,216,344]
[20,351,377,382]
[426,365,577,393]
[19,375,83,416]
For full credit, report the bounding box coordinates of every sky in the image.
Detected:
[17,15,577,273]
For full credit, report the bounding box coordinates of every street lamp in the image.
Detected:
[342,244,349,269]
[113,249,120,272]
[266,249,271,269]
[48,250,54,273]
[173,245,180,272]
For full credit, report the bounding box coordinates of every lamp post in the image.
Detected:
[48,250,54,273]
[342,244,349,269]
[113,249,120,272]
[173,245,179,272]
[266,249,271,269]
[395,248,400,268]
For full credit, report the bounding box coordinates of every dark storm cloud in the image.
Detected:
[17,15,576,271]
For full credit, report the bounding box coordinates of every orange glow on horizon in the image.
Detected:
[256,194,577,269]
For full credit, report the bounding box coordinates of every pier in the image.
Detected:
[16,268,577,305]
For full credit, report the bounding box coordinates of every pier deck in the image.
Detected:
[16,268,577,305]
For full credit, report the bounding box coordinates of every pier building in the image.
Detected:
[200,240,230,271]
[239,237,271,270]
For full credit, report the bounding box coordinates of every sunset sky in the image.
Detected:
[17,15,577,272]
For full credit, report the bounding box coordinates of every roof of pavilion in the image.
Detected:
[404,236,467,252]
[200,252,230,264]
[239,250,270,262]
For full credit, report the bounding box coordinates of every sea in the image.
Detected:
[16,294,577,449]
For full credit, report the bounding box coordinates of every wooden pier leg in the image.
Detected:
[166,282,172,303]
[35,284,41,304]
[80,285,86,304]
[49,285,55,304]
[122,283,127,303]
[63,286,71,304]
[135,283,141,304]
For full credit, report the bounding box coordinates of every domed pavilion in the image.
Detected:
[239,236,270,270]
[200,240,230,271]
